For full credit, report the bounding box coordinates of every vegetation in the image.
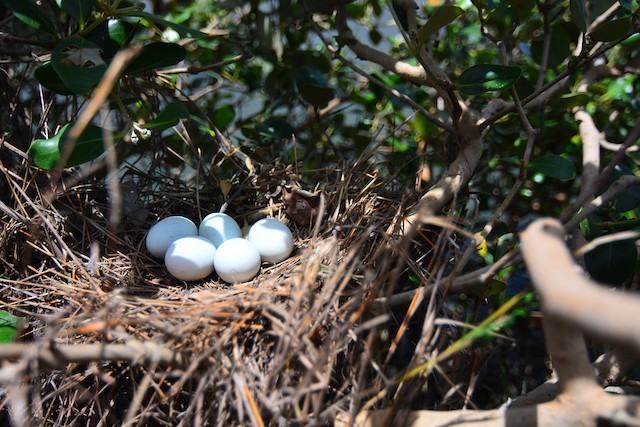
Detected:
[0,0,639,425]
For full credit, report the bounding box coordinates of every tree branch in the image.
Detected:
[339,217,640,426]
[403,104,482,228]
[335,3,432,86]
[0,341,184,382]
[520,218,640,353]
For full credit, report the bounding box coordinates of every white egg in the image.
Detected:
[214,238,261,283]
[165,236,216,281]
[146,216,198,258]
[199,212,242,247]
[247,218,294,263]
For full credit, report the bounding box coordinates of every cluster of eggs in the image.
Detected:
[145,213,294,283]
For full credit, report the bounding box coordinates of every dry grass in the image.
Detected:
[1,138,474,426]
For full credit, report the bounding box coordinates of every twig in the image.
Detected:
[478,32,639,130]
[53,44,143,173]
[332,55,453,134]
[564,173,640,231]
[158,54,248,75]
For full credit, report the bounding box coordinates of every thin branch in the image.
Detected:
[53,44,143,173]
[157,53,248,75]
[333,55,453,134]
[535,5,553,91]
[334,1,433,86]
[0,341,184,380]
[478,32,639,130]
[564,163,640,231]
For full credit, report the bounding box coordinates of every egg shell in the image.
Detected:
[214,238,261,283]
[165,236,217,281]
[146,216,198,258]
[199,212,242,248]
[247,218,294,263]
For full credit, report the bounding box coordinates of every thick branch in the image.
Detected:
[336,390,634,427]
[540,312,598,395]
[520,218,640,354]
[403,104,483,228]
[574,108,600,199]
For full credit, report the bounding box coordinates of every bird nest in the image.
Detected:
[3,147,477,425]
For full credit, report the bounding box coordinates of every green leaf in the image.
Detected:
[51,36,108,94]
[0,310,24,343]
[34,62,74,95]
[127,11,207,39]
[124,42,186,74]
[585,239,637,285]
[86,19,135,58]
[28,124,70,169]
[457,64,522,95]
[56,0,96,26]
[145,102,190,130]
[414,113,436,139]
[61,125,113,167]
[28,124,109,169]
[417,5,465,43]
[473,279,507,298]
[295,66,335,107]
[4,0,57,35]
[589,17,632,42]
[528,155,576,180]
[570,0,588,32]
[212,105,236,130]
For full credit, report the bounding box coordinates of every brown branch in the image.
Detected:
[478,34,637,130]
[574,109,601,199]
[572,65,623,201]
[403,104,482,228]
[157,53,247,75]
[336,389,637,426]
[0,341,184,380]
[340,217,640,426]
[334,55,453,133]
[600,139,639,153]
[335,1,432,86]
[334,0,483,228]
[54,44,143,173]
